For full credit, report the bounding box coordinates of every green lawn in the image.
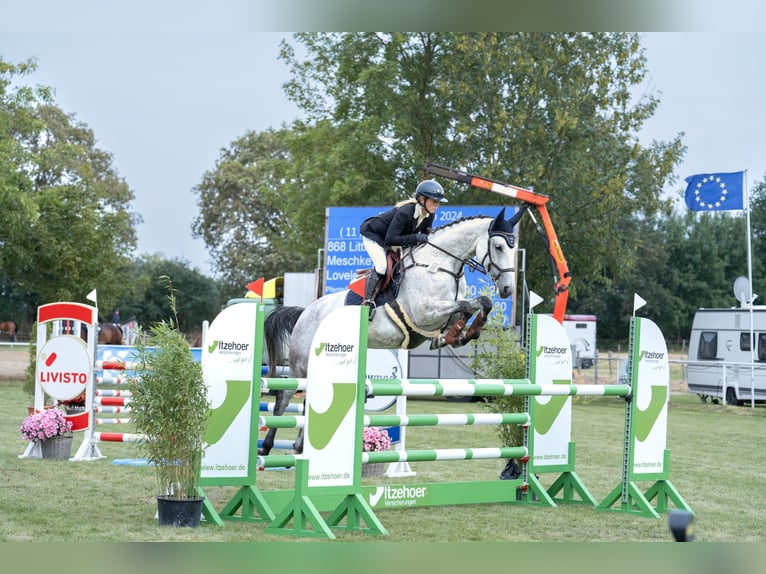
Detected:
[2,377,764,544]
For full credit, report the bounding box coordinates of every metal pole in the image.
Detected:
[744,171,756,408]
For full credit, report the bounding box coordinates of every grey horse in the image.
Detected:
[260,208,523,455]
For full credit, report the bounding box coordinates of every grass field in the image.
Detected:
[1,372,764,545]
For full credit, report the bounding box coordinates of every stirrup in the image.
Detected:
[362,299,376,320]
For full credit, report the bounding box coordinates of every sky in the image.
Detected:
[2,27,765,278]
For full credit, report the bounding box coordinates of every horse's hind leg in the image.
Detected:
[458,296,493,345]
[293,422,304,454]
[429,296,493,349]
[258,389,295,455]
[429,300,478,349]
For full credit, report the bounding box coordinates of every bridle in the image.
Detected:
[477,230,516,278]
[400,229,516,298]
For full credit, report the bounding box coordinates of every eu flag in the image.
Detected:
[684,171,744,211]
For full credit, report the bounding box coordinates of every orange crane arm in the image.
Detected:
[423,162,571,323]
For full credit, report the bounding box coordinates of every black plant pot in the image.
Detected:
[156,496,205,528]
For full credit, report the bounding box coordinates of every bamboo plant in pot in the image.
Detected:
[128,280,211,527]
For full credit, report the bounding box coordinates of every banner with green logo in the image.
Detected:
[200,302,261,483]
[528,314,573,470]
[304,305,366,489]
[630,317,669,478]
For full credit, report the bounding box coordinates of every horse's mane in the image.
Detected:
[427,214,492,235]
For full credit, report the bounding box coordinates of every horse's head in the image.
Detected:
[478,207,524,299]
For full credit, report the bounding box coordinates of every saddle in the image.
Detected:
[344,250,401,307]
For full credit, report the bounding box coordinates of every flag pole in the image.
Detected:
[744,170,756,408]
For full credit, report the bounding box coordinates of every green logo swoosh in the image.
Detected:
[534,379,570,434]
[634,384,667,442]
[536,345,544,357]
[204,379,251,445]
[207,340,219,354]
[314,342,325,356]
[307,383,356,450]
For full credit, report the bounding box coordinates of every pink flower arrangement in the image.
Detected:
[362,426,391,452]
[20,408,73,442]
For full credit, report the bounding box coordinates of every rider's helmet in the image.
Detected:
[415,179,448,203]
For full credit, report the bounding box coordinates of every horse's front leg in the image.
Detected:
[258,389,295,456]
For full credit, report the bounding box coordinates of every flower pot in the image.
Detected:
[362,462,386,477]
[156,496,205,528]
[40,433,74,460]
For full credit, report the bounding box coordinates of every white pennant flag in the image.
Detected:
[529,291,544,310]
[86,289,98,306]
[633,293,646,314]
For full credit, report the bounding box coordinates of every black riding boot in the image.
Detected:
[362,272,382,316]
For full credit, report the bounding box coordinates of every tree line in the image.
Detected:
[2,34,764,345]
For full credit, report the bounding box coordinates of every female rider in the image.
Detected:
[359,179,448,311]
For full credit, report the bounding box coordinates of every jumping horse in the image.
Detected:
[0,321,18,342]
[260,207,523,455]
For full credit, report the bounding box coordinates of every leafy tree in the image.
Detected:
[116,255,222,336]
[192,128,308,295]
[0,57,140,326]
[575,198,764,344]
[277,33,684,313]
[193,34,689,338]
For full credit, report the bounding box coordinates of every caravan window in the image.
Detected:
[740,332,754,351]
[759,333,766,362]
[697,331,718,360]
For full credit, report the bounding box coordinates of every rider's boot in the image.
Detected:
[362,272,382,320]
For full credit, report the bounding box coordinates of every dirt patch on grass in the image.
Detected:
[0,349,29,381]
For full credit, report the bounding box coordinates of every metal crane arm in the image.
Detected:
[423,162,571,323]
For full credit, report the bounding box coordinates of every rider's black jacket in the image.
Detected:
[360,201,433,248]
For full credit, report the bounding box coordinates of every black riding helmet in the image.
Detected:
[415,179,448,203]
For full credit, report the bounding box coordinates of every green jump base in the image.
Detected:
[545,471,598,506]
[596,479,692,519]
[197,487,224,526]
[216,485,276,523]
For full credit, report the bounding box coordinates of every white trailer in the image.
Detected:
[563,314,597,369]
[686,306,766,405]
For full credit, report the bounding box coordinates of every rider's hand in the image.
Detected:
[414,232,428,244]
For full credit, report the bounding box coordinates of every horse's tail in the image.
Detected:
[264,306,304,377]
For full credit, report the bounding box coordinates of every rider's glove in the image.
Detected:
[414,233,428,244]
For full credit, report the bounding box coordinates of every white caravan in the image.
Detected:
[686,306,766,405]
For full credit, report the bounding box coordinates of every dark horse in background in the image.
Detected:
[57,320,123,344]
[0,320,18,342]
[97,322,123,344]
